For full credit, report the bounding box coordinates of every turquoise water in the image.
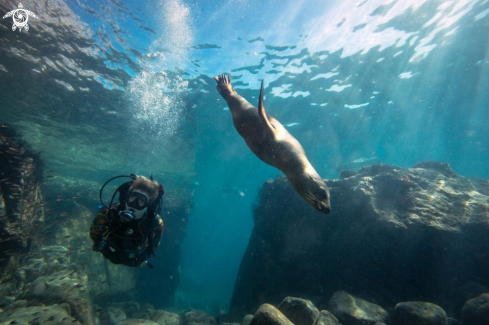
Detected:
[1,0,488,313]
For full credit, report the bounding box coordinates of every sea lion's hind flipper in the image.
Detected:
[258,80,275,131]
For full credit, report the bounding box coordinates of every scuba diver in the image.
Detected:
[90,174,164,268]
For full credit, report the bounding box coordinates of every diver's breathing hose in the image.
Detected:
[98,174,137,209]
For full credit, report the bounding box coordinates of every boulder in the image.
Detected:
[250,304,294,325]
[151,310,182,325]
[277,297,319,325]
[328,291,390,325]
[100,306,127,325]
[461,293,489,325]
[230,163,489,313]
[183,310,216,325]
[447,317,460,325]
[241,314,253,325]
[395,301,447,325]
[313,310,339,325]
[117,320,160,325]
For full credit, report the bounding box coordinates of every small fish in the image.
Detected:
[1,124,8,128]
[59,212,68,216]
[96,308,104,312]
[59,276,67,280]
[97,293,105,297]
[48,170,55,173]
[48,316,55,321]
[100,280,106,284]
[57,194,64,198]
[56,199,64,202]
[78,261,88,266]
[72,196,81,200]
[68,283,83,292]
[286,122,299,127]
[47,175,55,178]
[8,147,18,152]
[0,178,9,182]
[69,270,76,276]
[64,235,71,238]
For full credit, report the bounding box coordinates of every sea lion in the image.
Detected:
[214,74,330,214]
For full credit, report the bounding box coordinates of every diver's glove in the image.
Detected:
[93,238,107,252]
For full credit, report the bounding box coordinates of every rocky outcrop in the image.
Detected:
[230,162,489,314]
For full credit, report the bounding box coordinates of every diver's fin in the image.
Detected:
[258,80,275,131]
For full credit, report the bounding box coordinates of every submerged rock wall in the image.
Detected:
[230,162,489,316]
[0,127,44,284]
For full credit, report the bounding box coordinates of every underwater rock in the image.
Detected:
[447,317,461,325]
[109,301,141,318]
[0,304,81,324]
[250,304,294,325]
[395,301,447,325]
[328,291,390,325]
[183,310,217,325]
[132,303,155,320]
[100,306,127,325]
[241,314,254,325]
[23,268,95,324]
[461,293,489,325]
[452,283,489,314]
[151,309,181,325]
[277,296,319,325]
[312,310,339,325]
[117,320,160,325]
[230,162,489,313]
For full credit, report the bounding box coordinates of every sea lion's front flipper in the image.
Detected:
[258,80,276,131]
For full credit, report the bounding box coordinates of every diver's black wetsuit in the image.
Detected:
[90,204,163,267]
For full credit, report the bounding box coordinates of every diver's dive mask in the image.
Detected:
[119,190,150,222]
[127,191,149,210]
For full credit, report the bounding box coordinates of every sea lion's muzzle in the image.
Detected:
[317,201,331,214]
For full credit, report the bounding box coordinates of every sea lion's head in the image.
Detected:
[298,174,331,214]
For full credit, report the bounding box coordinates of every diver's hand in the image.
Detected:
[93,239,106,252]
